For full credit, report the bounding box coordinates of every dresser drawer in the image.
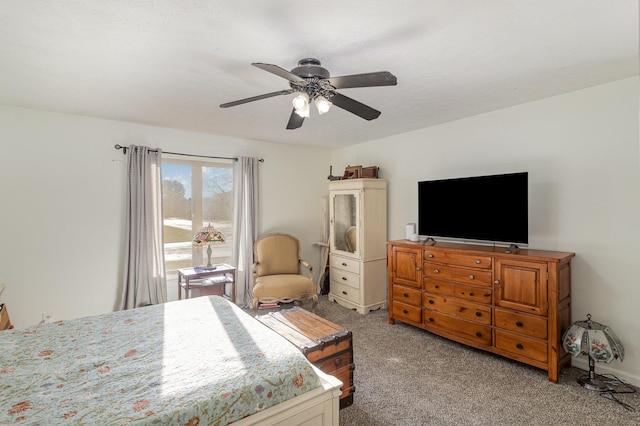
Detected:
[392,284,422,306]
[452,268,492,287]
[393,300,422,324]
[331,255,360,275]
[452,283,492,304]
[494,308,548,339]
[423,310,492,345]
[423,278,455,296]
[423,263,453,280]
[330,280,360,304]
[422,293,491,325]
[331,268,360,289]
[495,330,548,363]
[424,279,491,305]
[424,250,492,269]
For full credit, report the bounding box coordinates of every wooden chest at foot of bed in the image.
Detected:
[256,306,355,409]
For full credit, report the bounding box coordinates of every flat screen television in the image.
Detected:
[418,172,528,245]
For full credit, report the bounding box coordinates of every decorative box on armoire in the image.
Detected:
[328,178,387,314]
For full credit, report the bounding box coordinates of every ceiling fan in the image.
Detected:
[220,58,397,129]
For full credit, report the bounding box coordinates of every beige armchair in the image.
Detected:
[252,233,318,311]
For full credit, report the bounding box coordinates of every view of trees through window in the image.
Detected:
[162,158,233,272]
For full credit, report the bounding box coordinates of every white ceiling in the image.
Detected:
[1,1,637,149]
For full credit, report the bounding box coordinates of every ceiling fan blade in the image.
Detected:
[220,89,294,108]
[252,63,306,82]
[330,92,381,120]
[327,71,397,89]
[286,109,304,129]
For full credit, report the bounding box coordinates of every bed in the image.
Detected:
[0,296,341,425]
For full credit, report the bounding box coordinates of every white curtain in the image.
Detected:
[120,145,167,309]
[232,157,259,308]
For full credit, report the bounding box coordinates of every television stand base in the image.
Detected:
[505,244,520,254]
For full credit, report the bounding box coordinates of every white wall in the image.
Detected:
[2,77,638,386]
[331,77,640,386]
[0,105,330,326]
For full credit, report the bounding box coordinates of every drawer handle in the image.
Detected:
[469,292,475,296]
[475,311,482,317]
[416,267,421,271]
[403,309,408,314]
[428,299,434,304]
[403,293,409,298]
[515,321,523,327]
[433,269,439,274]
[475,332,482,337]
[494,280,500,285]
[428,317,434,322]
[468,275,475,280]
[516,343,524,350]
[334,358,342,367]
[428,254,434,258]
[341,262,347,266]
[475,259,481,264]
[342,277,348,281]
[435,285,439,289]
[342,291,348,295]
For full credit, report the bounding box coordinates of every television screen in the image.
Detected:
[418,172,528,245]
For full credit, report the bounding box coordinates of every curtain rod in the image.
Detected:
[114,144,264,162]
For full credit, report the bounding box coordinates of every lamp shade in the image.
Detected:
[292,93,309,111]
[561,313,624,391]
[193,224,225,246]
[562,314,624,363]
[315,95,332,115]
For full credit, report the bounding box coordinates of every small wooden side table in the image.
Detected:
[177,264,236,303]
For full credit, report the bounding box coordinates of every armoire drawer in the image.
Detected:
[422,293,491,325]
[330,268,360,289]
[330,280,361,304]
[330,255,360,275]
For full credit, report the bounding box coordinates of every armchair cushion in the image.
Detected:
[253,275,316,300]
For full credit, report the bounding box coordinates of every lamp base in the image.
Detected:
[203,265,217,270]
[577,375,610,392]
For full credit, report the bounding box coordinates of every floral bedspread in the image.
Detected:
[0,296,321,424]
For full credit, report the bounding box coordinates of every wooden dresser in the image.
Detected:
[387,240,574,382]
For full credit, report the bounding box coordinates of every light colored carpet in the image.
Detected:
[251,295,640,425]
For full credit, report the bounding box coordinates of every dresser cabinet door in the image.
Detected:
[390,246,422,288]
[494,259,548,316]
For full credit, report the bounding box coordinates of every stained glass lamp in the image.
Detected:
[193,223,225,270]
[562,313,625,391]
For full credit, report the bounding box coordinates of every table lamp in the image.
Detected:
[193,223,225,269]
[561,313,625,391]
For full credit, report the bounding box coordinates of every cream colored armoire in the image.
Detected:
[328,179,387,314]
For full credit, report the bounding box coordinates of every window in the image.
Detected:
[161,156,233,272]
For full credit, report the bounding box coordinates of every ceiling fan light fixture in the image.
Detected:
[292,92,309,112]
[315,95,332,115]
[294,102,310,117]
